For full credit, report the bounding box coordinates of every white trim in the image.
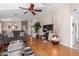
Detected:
[70,15,73,48]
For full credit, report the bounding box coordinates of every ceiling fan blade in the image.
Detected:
[29,3,34,10]
[34,9,42,12]
[31,11,36,15]
[19,7,28,10]
[24,11,28,14]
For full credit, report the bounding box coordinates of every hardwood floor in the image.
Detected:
[0,44,8,53]
[0,36,79,56]
[27,36,79,56]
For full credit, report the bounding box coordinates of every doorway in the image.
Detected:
[71,9,79,51]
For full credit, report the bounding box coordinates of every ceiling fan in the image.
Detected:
[19,3,42,15]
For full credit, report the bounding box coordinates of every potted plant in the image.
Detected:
[32,21,41,38]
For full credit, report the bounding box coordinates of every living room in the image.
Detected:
[0,3,79,56]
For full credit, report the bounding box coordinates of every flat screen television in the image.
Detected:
[43,24,53,32]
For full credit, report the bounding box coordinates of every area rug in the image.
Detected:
[1,46,36,56]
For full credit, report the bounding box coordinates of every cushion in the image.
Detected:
[8,33,14,38]
[19,32,24,37]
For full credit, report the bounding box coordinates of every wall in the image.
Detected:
[52,4,71,47]
[2,21,22,32]
[27,20,31,35]
[38,5,53,25]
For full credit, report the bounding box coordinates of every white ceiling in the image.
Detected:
[0,3,69,21]
[0,3,46,10]
[0,3,46,21]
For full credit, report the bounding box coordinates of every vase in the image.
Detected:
[51,35,60,45]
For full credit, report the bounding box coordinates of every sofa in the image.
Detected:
[0,30,27,45]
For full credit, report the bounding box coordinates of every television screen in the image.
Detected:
[43,24,53,32]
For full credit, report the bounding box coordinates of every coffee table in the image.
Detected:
[8,40,25,56]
